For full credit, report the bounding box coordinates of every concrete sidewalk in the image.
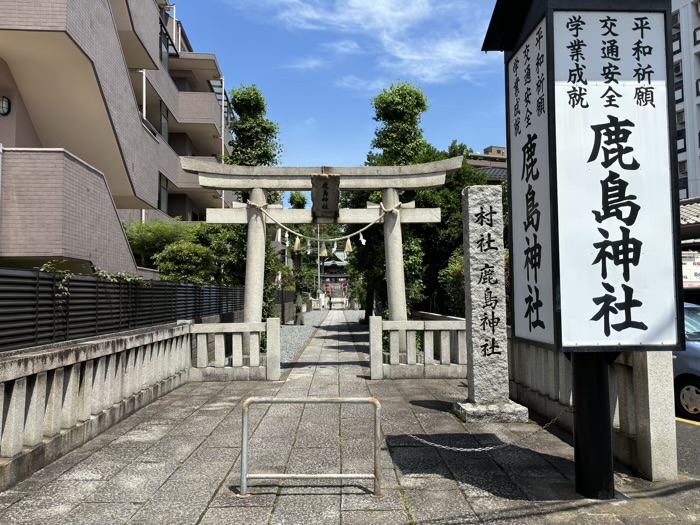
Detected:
[1,310,699,524]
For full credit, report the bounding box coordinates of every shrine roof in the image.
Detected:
[680,198,700,225]
[680,197,700,240]
[482,0,535,52]
[477,167,508,182]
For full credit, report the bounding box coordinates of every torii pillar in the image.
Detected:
[243,188,266,325]
[383,188,407,323]
[181,157,463,327]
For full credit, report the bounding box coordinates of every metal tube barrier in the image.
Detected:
[239,397,382,498]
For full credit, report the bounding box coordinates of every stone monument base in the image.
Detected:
[453,400,529,423]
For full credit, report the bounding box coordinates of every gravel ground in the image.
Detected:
[342,309,365,324]
[279,309,328,363]
[279,309,366,363]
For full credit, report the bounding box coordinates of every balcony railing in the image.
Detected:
[209,79,235,129]
[159,18,178,69]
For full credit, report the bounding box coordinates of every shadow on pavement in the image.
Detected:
[409,400,454,412]
[387,431,576,502]
[282,360,366,369]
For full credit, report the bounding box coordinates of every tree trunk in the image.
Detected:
[364,287,374,319]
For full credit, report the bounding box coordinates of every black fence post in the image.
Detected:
[572,353,615,499]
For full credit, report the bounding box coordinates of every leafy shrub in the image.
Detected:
[438,246,465,317]
[124,219,190,267]
[153,241,216,285]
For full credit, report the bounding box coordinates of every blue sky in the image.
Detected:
[176,0,506,167]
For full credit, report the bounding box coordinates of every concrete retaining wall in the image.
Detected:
[0,323,191,491]
[0,316,282,491]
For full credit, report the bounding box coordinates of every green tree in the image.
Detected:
[263,238,287,319]
[346,82,431,318]
[294,263,317,294]
[187,223,246,285]
[123,219,190,267]
[413,141,487,313]
[289,191,308,210]
[226,84,282,166]
[225,84,283,204]
[154,240,216,285]
[345,82,489,317]
[437,246,465,317]
[366,82,430,166]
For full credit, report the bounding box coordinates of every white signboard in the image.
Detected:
[508,20,555,345]
[554,12,678,346]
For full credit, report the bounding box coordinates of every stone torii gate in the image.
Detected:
[181,157,463,327]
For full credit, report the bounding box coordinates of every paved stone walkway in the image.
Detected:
[2,310,700,524]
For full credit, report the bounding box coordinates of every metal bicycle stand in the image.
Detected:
[238,397,382,498]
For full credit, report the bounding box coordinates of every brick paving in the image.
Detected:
[2,310,700,524]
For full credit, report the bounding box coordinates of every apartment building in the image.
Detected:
[468,145,508,184]
[673,1,700,198]
[0,0,233,274]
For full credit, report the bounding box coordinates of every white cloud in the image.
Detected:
[285,57,327,70]
[323,39,362,55]
[335,75,389,93]
[235,0,433,34]
[224,0,498,84]
[380,33,497,83]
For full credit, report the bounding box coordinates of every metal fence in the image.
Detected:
[275,290,297,324]
[0,268,244,353]
[277,290,296,305]
[238,397,382,498]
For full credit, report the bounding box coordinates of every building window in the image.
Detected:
[673,33,681,54]
[678,128,687,154]
[695,27,700,46]
[158,174,169,213]
[680,160,688,175]
[676,80,684,103]
[160,101,169,141]
[680,176,689,199]
[677,110,685,126]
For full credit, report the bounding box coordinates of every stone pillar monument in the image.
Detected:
[454,186,527,422]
